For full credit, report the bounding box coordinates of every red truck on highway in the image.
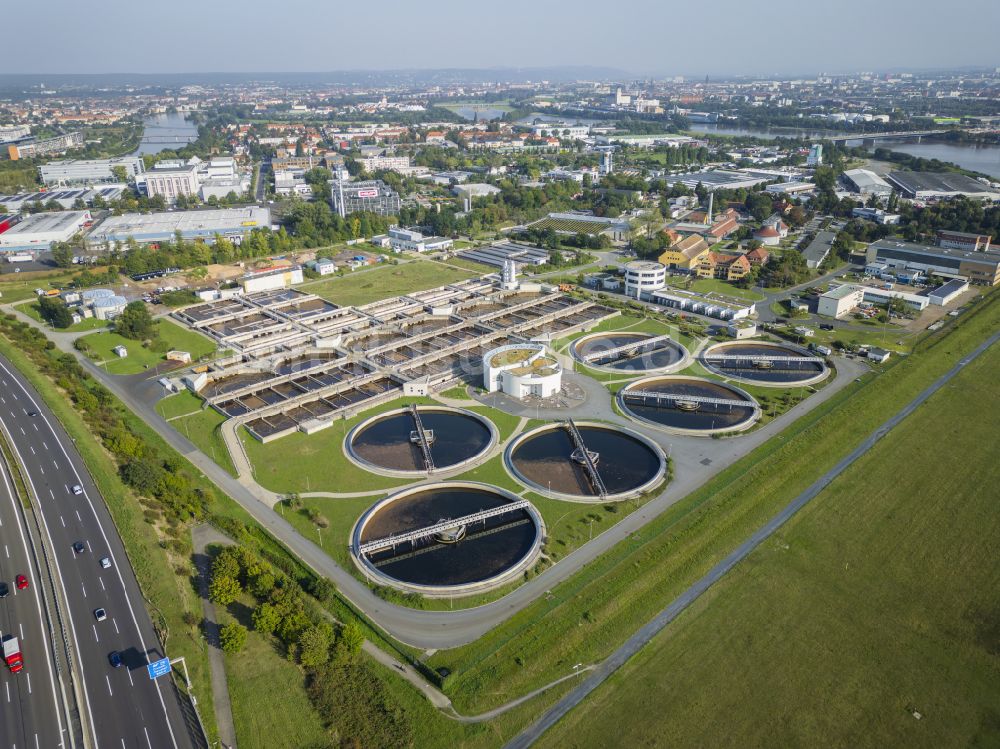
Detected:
[3,636,23,673]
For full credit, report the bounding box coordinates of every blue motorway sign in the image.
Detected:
[147,657,172,680]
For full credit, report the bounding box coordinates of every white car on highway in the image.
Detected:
[72,485,83,495]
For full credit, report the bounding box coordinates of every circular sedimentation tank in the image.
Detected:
[619,376,760,435]
[346,406,496,476]
[352,483,543,597]
[571,332,689,373]
[701,340,828,386]
[506,422,666,501]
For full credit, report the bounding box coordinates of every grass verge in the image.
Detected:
[537,323,1000,748]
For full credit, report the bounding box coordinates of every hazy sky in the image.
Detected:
[8,0,999,76]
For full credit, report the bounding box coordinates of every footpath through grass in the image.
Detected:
[538,326,1000,749]
[300,260,477,307]
[427,290,1000,715]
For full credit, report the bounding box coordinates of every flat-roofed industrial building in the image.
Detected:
[868,239,1000,286]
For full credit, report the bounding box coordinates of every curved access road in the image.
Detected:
[0,358,199,749]
[504,328,1000,749]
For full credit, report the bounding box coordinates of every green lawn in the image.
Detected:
[80,319,217,375]
[665,276,765,302]
[155,390,205,420]
[538,327,1000,749]
[171,408,238,477]
[300,261,478,307]
[426,290,1000,715]
[0,272,80,303]
[219,600,330,749]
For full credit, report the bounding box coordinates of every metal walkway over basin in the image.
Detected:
[358,500,532,555]
[582,334,674,364]
[561,419,608,498]
[409,404,435,472]
[704,354,818,364]
[622,390,752,409]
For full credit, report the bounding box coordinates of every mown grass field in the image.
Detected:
[155,390,205,420]
[538,328,1000,749]
[170,407,238,477]
[81,319,217,375]
[425,291,1000,715]
[300,260,477,307]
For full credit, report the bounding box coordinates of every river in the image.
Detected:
[689,123,1000,179]
[131,112,198,156]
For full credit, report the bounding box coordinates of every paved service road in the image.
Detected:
[505,328,1000,749]
[0,357,198,749]
[0,451,65,749]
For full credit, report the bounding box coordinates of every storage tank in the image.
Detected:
[91,294,127,320]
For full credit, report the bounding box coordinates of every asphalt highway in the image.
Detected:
[0,447,65,749]
[0,357,197,749]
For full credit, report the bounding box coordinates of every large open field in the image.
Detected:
[527,217,618,235]
[537,329,1000,749]
[300,260,477,307]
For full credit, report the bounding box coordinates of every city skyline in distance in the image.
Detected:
[5,0,999,77]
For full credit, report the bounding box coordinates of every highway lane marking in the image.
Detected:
[35,733,39,749]
[0,362,172,749]
[5,681,9,702]
[127,668,134,687]
[99,577,105,591]
[33,423,39,431]
[86,541,93,553]
[75,510,82,522]
[0,397,70,746]
[19,426,24,435]
[38,465,43,475]
[92,625,99,643]
[48,489,54,500]
[105,675,112,697]
[19,623,24,640]
[81,584,86,598]
[60,515,65,527]
[144,726,152,748]
[52,460,58,470]
[113,618,120,635]
[29,445,35,455]
[4,545,7,559]
[26,671,32,694]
